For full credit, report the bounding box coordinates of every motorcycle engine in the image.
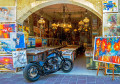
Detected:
[45,57,59,72]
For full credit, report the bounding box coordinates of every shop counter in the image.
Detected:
[26,46,63,63]
[60,45,79,60]
[60,47,78,62]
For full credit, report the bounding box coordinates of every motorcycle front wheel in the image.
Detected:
[23,63,40,82]
[61,58,73,73]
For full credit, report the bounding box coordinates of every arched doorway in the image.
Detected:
[22,2,102,75]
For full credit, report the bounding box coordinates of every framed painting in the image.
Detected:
[93,36,120,65]
[0,56,16,71]
[0,39,16,54]
[12,50,27,68]
[35,38,42,47]
[0,7,16,22]
[0,24,16,38]
[103,13,120,36]
[15,32,25,48]
[27,38,35,48]
[106,63,120,74]
[42,39,47,47]
[103,0,118,13]
[17,24,23,32]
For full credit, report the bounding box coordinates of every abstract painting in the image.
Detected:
[106,64,120,74]
[42,39,47,47]
[27,38,35,48]
[0,7,16,22]
[12,50,27,68]
[0,39,16,54]
[17,24,23,32]
[103,0,118,13]
[35,38,42,47]
[93,36,120,65]
[0,56,16,71]
[23,26,29,48]
[0,24,16,38]
[103,13,120,36]
[15,32,25,48]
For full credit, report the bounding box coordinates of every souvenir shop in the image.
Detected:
[0,0,120,76]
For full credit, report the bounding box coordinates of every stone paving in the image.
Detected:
[0,72,120,84]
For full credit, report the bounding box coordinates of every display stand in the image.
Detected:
[97,62,115,80]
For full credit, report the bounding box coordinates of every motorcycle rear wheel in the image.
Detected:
[23,63,40,82]
[61,58,73,73]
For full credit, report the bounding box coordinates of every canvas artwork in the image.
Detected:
[17,24,23,32]
[27,38,35,48]
[35,38,42,47]
[0,39,16,54]
[23,26,29,48]
[42,39,47,47]
[12,50,27,68]
[15,33,25,48]
[0,56,16,71]
[103,0,118,13]
[0,24,16,38]
[0,7,16,22]
[93,36,120,65]
[103,13,120,36]
[106,64,120,74]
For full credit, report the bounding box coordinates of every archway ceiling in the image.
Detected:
[15,0,105,23]
[34,4,94,23]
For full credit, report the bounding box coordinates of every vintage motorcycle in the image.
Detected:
[23,50,73,82]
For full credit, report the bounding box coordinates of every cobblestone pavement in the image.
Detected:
[0,72,120,84]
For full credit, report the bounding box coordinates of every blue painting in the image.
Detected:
[15,33,25,48]
[27,38,35,48]
[107,64,120,74]
[103,0,118,13]
[0,39,16,54]
[42,39,47,47]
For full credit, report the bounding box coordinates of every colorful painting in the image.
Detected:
[35,38,42,47]
[0,39,16,54]
[42,39,47,47]
[106,64,120,74]
[0,7,16,22]
[12,50,27,68]
[27,38,35,48]
[103,13,120,36]
[93,36,120,65]
[103,0,118,13]
[17,24,23,32]
[15,33,25,48]
[0,24,16,38]
[0,56,16,71]
[23,26,29,48]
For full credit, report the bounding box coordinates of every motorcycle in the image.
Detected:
[23,50,73,82]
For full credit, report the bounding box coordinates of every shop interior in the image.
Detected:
[22,4,102,75]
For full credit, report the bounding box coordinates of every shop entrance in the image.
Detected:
[23,3,102,76]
